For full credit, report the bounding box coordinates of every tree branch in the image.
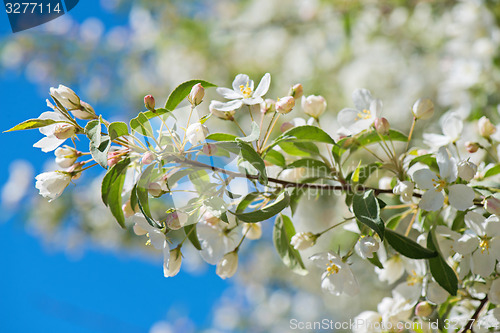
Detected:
[458,296,488,333]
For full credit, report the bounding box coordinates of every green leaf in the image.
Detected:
[278,141,319,156]
[184,224,202,250]
[484,164,500,178]
[165,79,217,110]
[347,162,381,184]
[385,229,437,259]
[233,192,290,222]
[205,133,238,141]
[216,141,268,184]
[236,192,261,213]
[130,112,154,137]
[5,118,61,132]
[409,154,439,170]
[101,158,130,228]
[108,121,129,140]
[85,119,102,146]
[286,158,333,178]
[264,149,286,167]
[427,229,458,296]
[90,138,111,169]
[341,130,408,155]
[237,121,260,143]
[135,164,157,227]
[264,125,335,153]
[367,252,384,269]
[273,214,308,275]
[352,190,385,240]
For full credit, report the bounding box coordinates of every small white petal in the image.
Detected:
[436,147,457,182]
[419,190,444,211]
[412,169,438,190]
[352,88,373,111]
[448,184,474,211]
[232,74,251,91]
[253,73,271,97]
[471,250,496,277]
[216,87,242,100]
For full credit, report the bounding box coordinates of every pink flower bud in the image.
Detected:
[141,151,155,165]
[276,96,295,114]
[166,212,182,230]
[188,83,205,106]
[478,116,496,138]
[53,124,77,140]
[465,141,480,153]
[280,122,294,133]
[302,95,327,119]
[144,95,155,111]
[68,162,84,180]
[260,99,276,114]
[485,197,500,215]
[288,83,303,99]
[374,117,390,135]
[203,144,218,155]
[107,151,123,167]
[415,301,433,317]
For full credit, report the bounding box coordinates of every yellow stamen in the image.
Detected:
[239,82,253,98]
[326,259,340,276]
[356,109,372,121]
[431,178,446,192]
[407,270,423,286]
[479,236,490,254]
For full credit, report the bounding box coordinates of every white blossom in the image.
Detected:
[214,73,271,111]
[35,171,72,201]
[337,89,381,135]
[309,251,359,296]
[216,251,238,279]
[33,112,76,152]
[185,122,209,146]
[291,232,317,250]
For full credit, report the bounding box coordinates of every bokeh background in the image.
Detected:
[2,0,500,332]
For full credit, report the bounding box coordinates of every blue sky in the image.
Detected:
[0,2,228,332]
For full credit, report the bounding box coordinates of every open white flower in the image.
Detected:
[186,123,209,146]
[412,147,474,211]
[423,112,463,150]
[454,212,500,277]
[33,111,76,152]
[197,213,239,265]
[214,73,271,111]
[375,254,405,285]
[337,89,382,135]
[35,171,72,201]
[309,251,359,296]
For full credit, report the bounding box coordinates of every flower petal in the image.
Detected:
[253,73,271,97]
[352,88,373,111]
[419,190,444,211]
[232,74,251,91]
[33,136,64,152]
[241,97,264,105]
[210,100,243,112]
[464,211,485,236]
[423,133,452,149]
[448,184,474,211]
[369,99,383,118]
[441,112,463,143]
[484,215,500,237]
[436,147,457,182]
[471,250,496,277]
[454,230,479,255]
[412,169,437,190]
[216,87,242,100]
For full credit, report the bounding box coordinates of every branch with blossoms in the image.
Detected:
[8,73,500,332]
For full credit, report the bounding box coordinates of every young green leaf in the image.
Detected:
[101,158,131,228]
[233,192,290,222]
[352,190,385,240]
[273,214,308,275]
[427,229,458,296]
[264,149,286,167]
[165,80,217,111]
[264,125,335,153]
[184,224,202,250]
[236,121,260,143]
[367,252,384,269]
[205,133,238,142]
[484,164,500,178]
[108,121,129,140]
[130,112,154,137]
[5,118,60,132]
[216,141,268,184]
[385,229,437,259]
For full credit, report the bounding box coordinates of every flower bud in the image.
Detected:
[290,232,317,250]
[260,99,276,114]
[35,171,72,201]
[478,116,496,138]
[203,144,218,155]
[355,236,379,259]
[485,197,500,215]
[465,141,480,153]
[166,212,183,230]
[209,101,236,120]
[144,94,155,111]
[54,147,79,168]
[412,98,434,120]
[50,84,80,110]
[71,101,97,120]
[374,117,390,135]
[53,124,77,140]
[288,83,303,99]
[216,251,238,279]
[68,162,84,180]
[280,122,294,133]
[275,96,295,114]
[122,200,136,218]
[148,182,164,197]
[415,301,433,317]
[107,150,123,167]
[242,222,262,240]
[393,180,414,202]
[457,160,477,181]
[164,247,182,277]
[188,83,205,106]
[141,151,155,165]
[301,95,326,119]
[186,123,209,145]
